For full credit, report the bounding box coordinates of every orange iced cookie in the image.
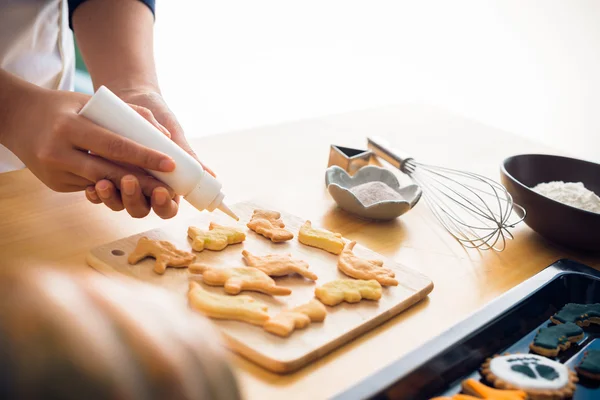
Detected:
[189,264,291,296]
[247,209,294,242]
[128,237,196,275]
[264,299,327,337]
[242,250,318,281]
[338,241,398,286]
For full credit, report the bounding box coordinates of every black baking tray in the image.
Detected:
[333,259,600,400]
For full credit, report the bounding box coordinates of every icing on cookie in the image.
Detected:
[488,355,569,390]
[461,378,527,399]
[532,322,583,350]
[577,349,600,376]
[552,303,600,325]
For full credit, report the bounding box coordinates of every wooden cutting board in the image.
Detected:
[86,202,433,373]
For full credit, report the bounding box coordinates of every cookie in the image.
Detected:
[298,220,345,255]
[189,264,292,296]
[551,303,600,327]
[529,322,584,357]
[263,299,327,337]
[337,241,398,286]
[576,349,600,380]
[187,223,246,252]
[187,281,269,326]
[480,354,577,400]
[247,209,294,242]
[314,279,382,306]
[242,250,318,281]
[127,237,196,275]
[461,378,527,399]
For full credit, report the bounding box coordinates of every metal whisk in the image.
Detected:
[367,137,526,251]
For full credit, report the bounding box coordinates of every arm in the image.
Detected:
[0,68,175,198]
[72,0,212,219]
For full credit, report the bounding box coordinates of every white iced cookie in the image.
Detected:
[481,354,577,399]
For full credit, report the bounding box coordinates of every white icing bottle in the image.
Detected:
[79,86,238,220]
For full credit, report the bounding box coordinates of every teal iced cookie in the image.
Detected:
[550,303,600,327]
[529,322,584,357]
[576,350,600,380]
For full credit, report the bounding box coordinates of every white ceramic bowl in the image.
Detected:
[325,166,422,220]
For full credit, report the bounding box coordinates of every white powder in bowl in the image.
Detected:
[350,181,403,206]
[532,181,600,214]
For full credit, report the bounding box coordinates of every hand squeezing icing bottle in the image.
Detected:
[79,86,238,220]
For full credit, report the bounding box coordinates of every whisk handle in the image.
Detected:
[367,136,415,173]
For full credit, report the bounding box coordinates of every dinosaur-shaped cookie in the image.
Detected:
[551,303,600,327]
[529,322,584,357]
[187,223,246,252]
[298,220,345,255]
[247,209,294,242]
[264,299,327,337]
[242,250,318,281]
[127,237,196,275]
[189,264,292,296]
[314,279,382,306]
[338,241,398,286]
[187,281,269,326]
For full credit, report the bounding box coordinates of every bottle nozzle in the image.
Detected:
[217,202,239,221]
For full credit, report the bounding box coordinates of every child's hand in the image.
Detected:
[85,89,215,219]
[1,88,179,217]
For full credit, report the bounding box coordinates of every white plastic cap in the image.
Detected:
[184,172,223,212]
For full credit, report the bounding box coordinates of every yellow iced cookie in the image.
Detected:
[187,281,269,326]
[298,220,345,255]
[314,279,382,306]
[187,222,246,252]
[263,299,327,337]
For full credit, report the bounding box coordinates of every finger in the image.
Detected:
[75,152,176,199]
[85,186,102,204]
[200,162,216,177]
[95,180,125,212]
[120,175,151,218]
[151,187,179,219]
[69,116,176,172]
[128,103,172,139]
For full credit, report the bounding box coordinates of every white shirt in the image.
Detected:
[0,0,75,173]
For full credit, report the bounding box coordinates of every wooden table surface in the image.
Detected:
[1,104,598,399]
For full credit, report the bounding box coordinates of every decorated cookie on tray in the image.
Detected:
[576,349,600,380]
[480,353,577,399]
[529,322,584,357]
[551,303,600,327]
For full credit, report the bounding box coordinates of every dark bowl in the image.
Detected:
[500,154,600,252]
